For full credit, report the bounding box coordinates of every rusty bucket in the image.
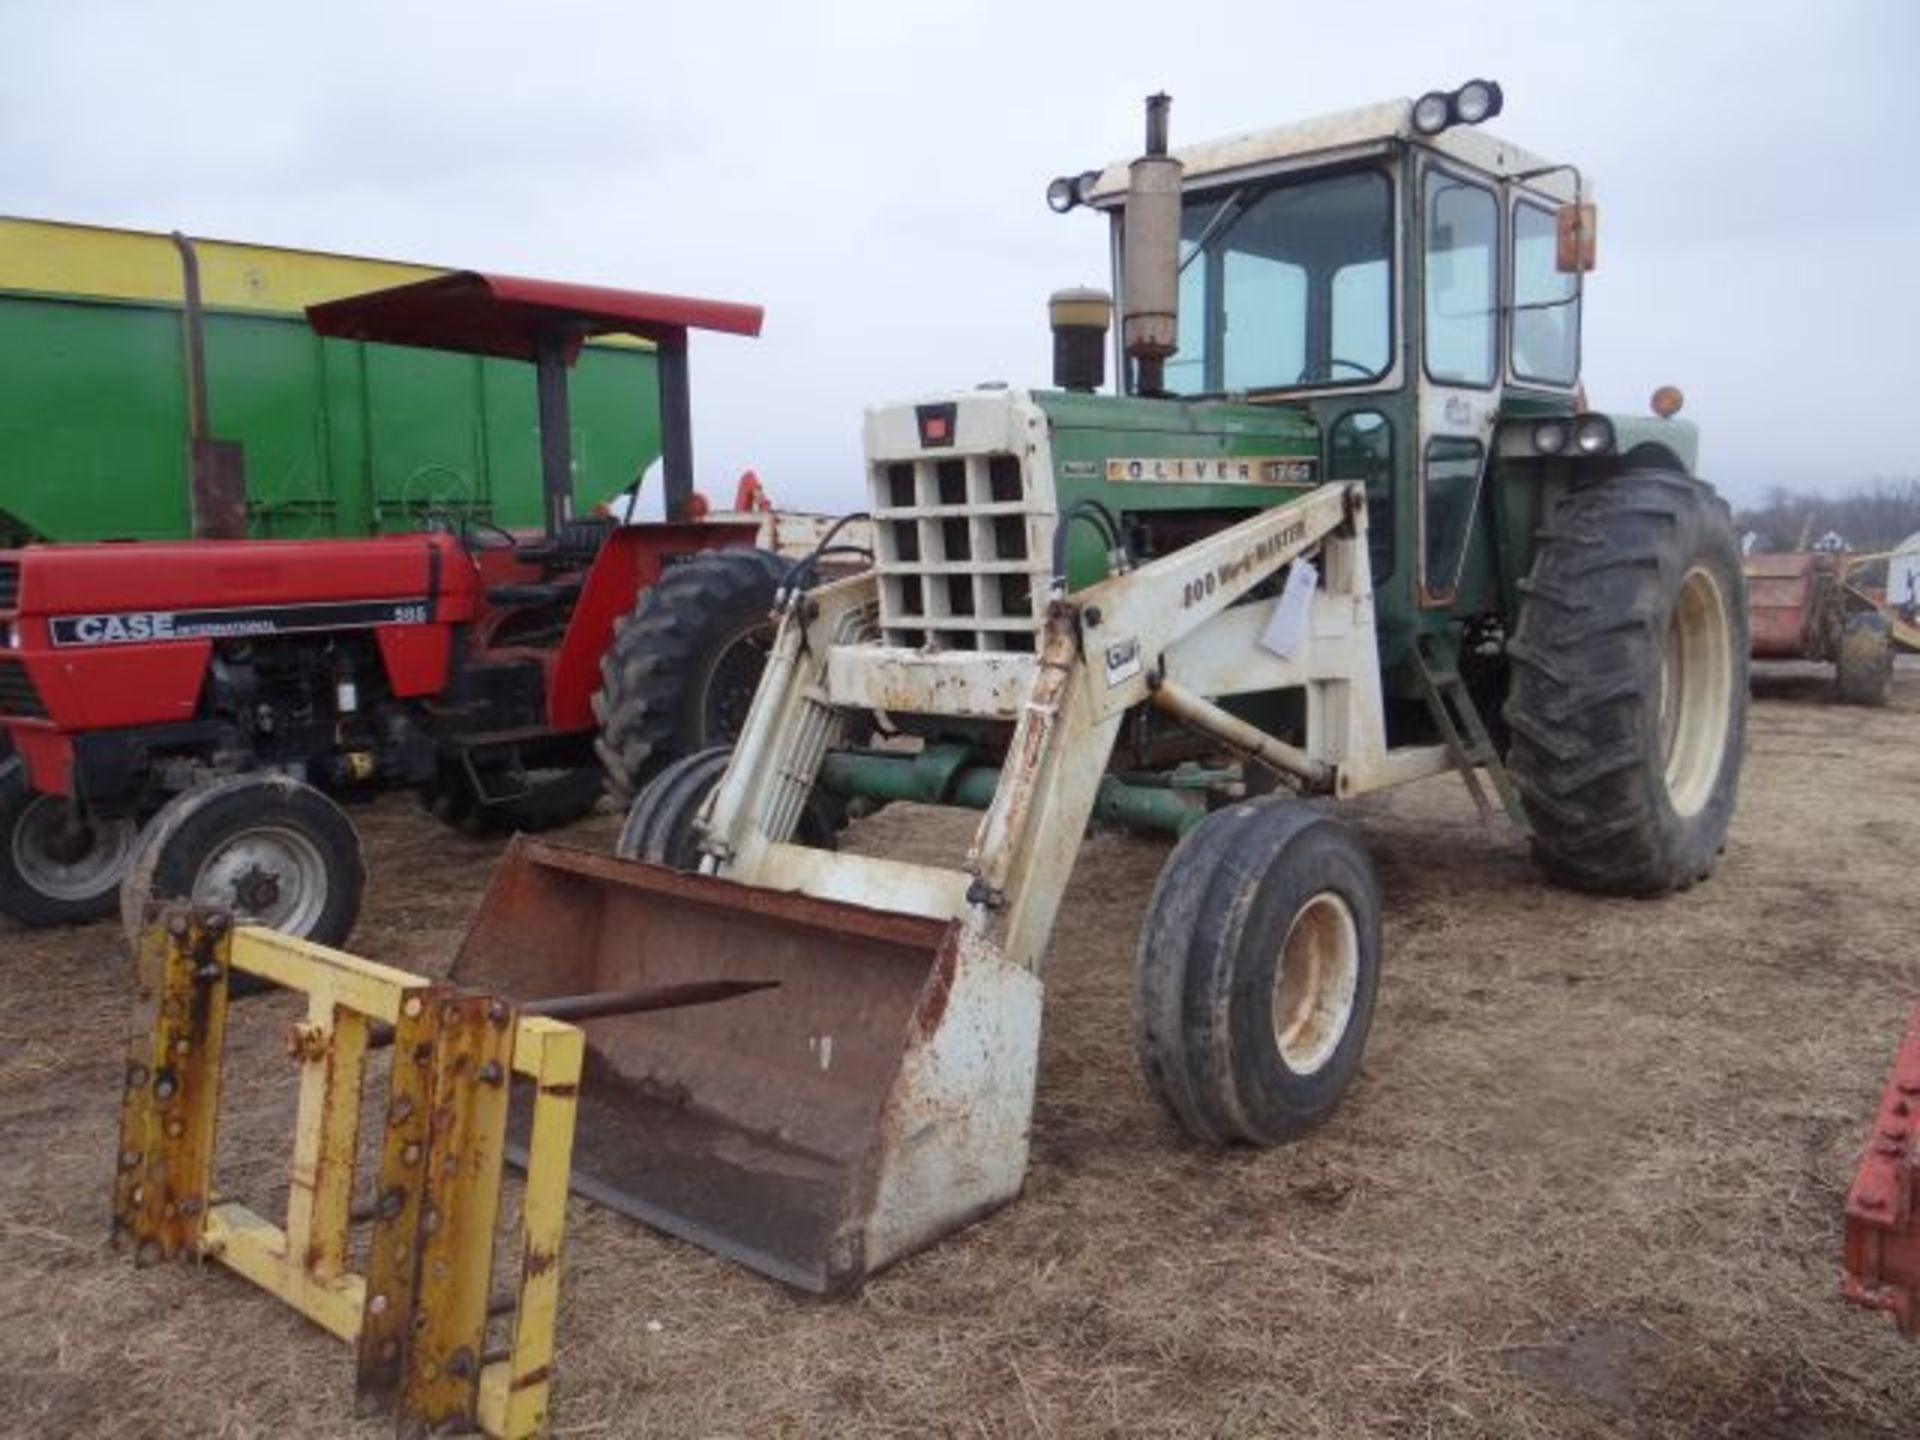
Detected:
[449,837,1043,1293]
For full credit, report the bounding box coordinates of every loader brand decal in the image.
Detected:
[49,597,434,648]
[1107,456,1315,486]
[1103,635,1142,688]
[1182,521,1311,608]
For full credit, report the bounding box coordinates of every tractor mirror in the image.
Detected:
[1556,202,1597,273]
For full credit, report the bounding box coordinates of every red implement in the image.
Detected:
[1843,1006,1920,1339]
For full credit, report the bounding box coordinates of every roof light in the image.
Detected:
[1651,385,1685,419]
[1454,79,1504,125]
[1411,79,1506,137]
[1046,175,1079,214]
[1412,91,1452,135]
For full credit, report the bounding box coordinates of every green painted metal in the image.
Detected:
[819,748,1206,838]
[0,292,661,544]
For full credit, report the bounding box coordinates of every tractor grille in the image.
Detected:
[0,658,46,719]
[869,452,1050,652]
[0,560,18,611]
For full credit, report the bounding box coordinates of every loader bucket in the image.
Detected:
[449,837,1044,1293]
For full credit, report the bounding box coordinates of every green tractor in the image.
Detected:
[448,82,1748,1292]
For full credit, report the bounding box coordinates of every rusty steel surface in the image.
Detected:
[402,994,517,1431]
[112,906,230,1263]
[451,837,960,1292]
[114,914,583,1439]
[354,981,448,1412]
[1844,1006,1920,1340]
[1744,551,1837,659]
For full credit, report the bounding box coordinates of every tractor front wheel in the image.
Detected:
[120,773,365,970]
[1835,613,1893,707]
[617,746,841,870]
[1505,470,1748,895]
[592,549,791,806]
[0,758,139,925]
[1134,799,1381,1147]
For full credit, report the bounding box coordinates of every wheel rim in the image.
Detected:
[699,623,774,741]
[190,825,330,936]
[10,796,138,902]
[1660,565,1734,819]
[1270,892,1361,1076]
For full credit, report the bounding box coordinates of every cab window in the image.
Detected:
[1423,169,1498,387]
[1328,411,1394,583]
[1511,199,1580,386]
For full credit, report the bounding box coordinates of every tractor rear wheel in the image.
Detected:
[120,773,364,970]
[0,758,139,925]
[617,746,840,870]
[1835,613,1893,707]
[1505,470,1748,895]
[1134,799,1381,1147]
[593,549,791,806]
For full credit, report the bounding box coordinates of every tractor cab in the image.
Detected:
[1046,85,1683,693]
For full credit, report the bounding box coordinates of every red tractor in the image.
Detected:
[0,271,818,943]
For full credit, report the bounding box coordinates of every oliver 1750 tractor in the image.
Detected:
[0,271,834,941]
[423,84,1752,1295]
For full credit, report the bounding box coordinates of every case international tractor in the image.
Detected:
[116,86,1755,1419]
[0,272,828,942]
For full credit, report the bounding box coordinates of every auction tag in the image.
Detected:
[1259,559,1318,660]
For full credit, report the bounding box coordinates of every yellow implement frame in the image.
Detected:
[113,908,583,1439]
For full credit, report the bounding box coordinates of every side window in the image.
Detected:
[1327,411,1394,583]
[1423,437,1484,597]
[1423,170,1498,387]
[1511,200,1580,386]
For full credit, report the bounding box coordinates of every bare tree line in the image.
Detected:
[1735,476,1920,553]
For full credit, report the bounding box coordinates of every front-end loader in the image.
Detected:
[434,83,1748,1294]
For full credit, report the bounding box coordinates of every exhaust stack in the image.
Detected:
[1121,93,1183,395]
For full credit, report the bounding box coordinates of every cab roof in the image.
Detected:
[1084,98,1579,205]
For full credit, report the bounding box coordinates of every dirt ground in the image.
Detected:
[2,663,1916,1438]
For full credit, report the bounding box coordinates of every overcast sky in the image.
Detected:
[4,0,1913,512]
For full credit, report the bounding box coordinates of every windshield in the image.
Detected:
[1163,167,1393,397]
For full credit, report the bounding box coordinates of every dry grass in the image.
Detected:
[2,662,1917,1437]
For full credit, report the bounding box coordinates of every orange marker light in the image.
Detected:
[1651,385,1685,418]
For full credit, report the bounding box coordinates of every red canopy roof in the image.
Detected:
[305,270,763,363]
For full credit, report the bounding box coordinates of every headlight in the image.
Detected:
[1046,176,1078,214]
[1453,79,1504,125]
[1532,420,1570,456]
[1412,91,1452,135]
[1573,414,1616,455]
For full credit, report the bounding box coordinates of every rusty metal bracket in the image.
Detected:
[113,906,584,1438]
[1843,1005,1920,1340]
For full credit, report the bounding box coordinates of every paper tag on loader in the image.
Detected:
[1259,559,1318,661]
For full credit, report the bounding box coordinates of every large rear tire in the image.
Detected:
[1835,613,1893,707]
[1134,799,1381,1147]
[592,549,790,806]
[120,774,365,962]
[1505,470,1748,896]
[0,758,139,926]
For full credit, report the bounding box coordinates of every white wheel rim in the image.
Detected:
[10,796,138,902]
[1271,891,1361,1076]
[190,825,330,936]
[1660,565,1734,819]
